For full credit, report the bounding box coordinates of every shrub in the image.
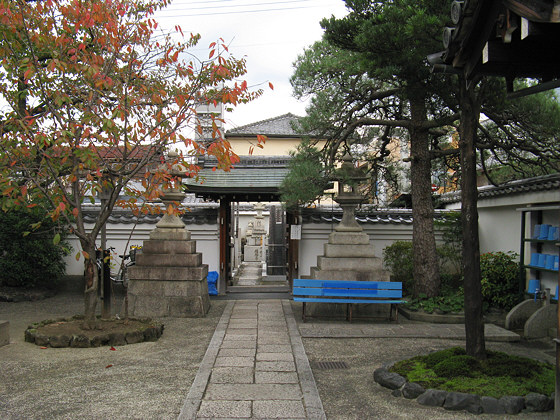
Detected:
[433,355,480,378]
[0,209,71,289]
[435,211,462,275]
[382,241,414,292]
[485,351,543,377]
[383,233,462,296]
[480,251,523,310]
[422,346,466,369]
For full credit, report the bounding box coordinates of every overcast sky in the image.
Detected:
[154,0,349,130]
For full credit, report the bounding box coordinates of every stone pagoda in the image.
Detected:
[127,151,210,317]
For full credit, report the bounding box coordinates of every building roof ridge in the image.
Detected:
[226,113,306,137]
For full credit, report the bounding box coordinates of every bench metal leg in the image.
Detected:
[391,304,399,322]
[302,302,307,323]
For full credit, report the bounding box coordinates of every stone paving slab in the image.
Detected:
[178,300,326,419]
[252,400,306,418]
[204,383,302,400]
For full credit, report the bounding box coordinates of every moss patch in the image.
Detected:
[390,346,554,399]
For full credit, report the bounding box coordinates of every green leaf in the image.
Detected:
[53,233,61,245]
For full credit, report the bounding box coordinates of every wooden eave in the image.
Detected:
[436,0,560,86]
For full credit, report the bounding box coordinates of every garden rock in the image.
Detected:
[524,393,550,412]
[49,335,71,348]
[373,367,406,390]
[108,332,126,346]
[481,396,506,414]
[91,334,110,347]
[70,334,90,348]
[443,391,482,414]
[401,382,425,399]
[499,395,525,414]
[416,389,447,407]
[125,330,144,344]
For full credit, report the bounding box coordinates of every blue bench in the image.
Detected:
[292,279,405,322]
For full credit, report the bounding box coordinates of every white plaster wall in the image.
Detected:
[445,189,559,255]
[445,189,560,293]
[64,222,219,276]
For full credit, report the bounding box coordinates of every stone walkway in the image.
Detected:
[177,299,522,419]
[178,299,325,419]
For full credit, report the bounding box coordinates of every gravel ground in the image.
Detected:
[303,336,555,420]
[0,291,226,420]
[0,291,557,420]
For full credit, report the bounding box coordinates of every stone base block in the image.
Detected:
[324,243,376,258]
[0,320,9,347]
[135,253,202,267]
[149,228,191,240]
[244,246,263,262]
[309,267,390,282]
[316,256,385,271]
[141,239,197,255]
[128,274,210,318]
[128,265,208,281]
[328,232,370,245]
[129,281,210,318]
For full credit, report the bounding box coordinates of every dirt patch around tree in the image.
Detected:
[24,316,164,348]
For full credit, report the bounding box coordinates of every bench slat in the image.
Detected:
[294,297,406,304]
[293,287,402,299]
[293,279,402,290]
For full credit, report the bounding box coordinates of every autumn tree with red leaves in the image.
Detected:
[0,0,262,328]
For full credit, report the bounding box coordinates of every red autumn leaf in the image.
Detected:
[110,346,116,351]
[40,346,47,349]
[269,82,274,90]
[105,364,113,368]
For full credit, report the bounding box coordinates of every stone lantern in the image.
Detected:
[151,150,188,240]
[128,149,210,317]
[333,153,368,233]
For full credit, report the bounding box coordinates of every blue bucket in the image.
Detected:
[527,279,540,294]
[207,271,219,296]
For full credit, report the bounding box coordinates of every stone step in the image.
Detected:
[228,285,290,293]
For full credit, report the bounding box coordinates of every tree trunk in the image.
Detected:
[82,240,99,330]
[459,80,486,359]
[409,98,440,298]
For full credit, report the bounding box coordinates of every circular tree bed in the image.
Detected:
[24,316,164,348]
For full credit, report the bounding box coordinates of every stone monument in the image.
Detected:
[127,151,210,317]
[243,203,267,263]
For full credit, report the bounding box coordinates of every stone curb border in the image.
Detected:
[282,299,327,419]
[399,307,464,324]
[373,365,554,415]
[178,300,234,419]
[24,316,164,348]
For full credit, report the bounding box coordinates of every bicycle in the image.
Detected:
[96,246,138,288]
